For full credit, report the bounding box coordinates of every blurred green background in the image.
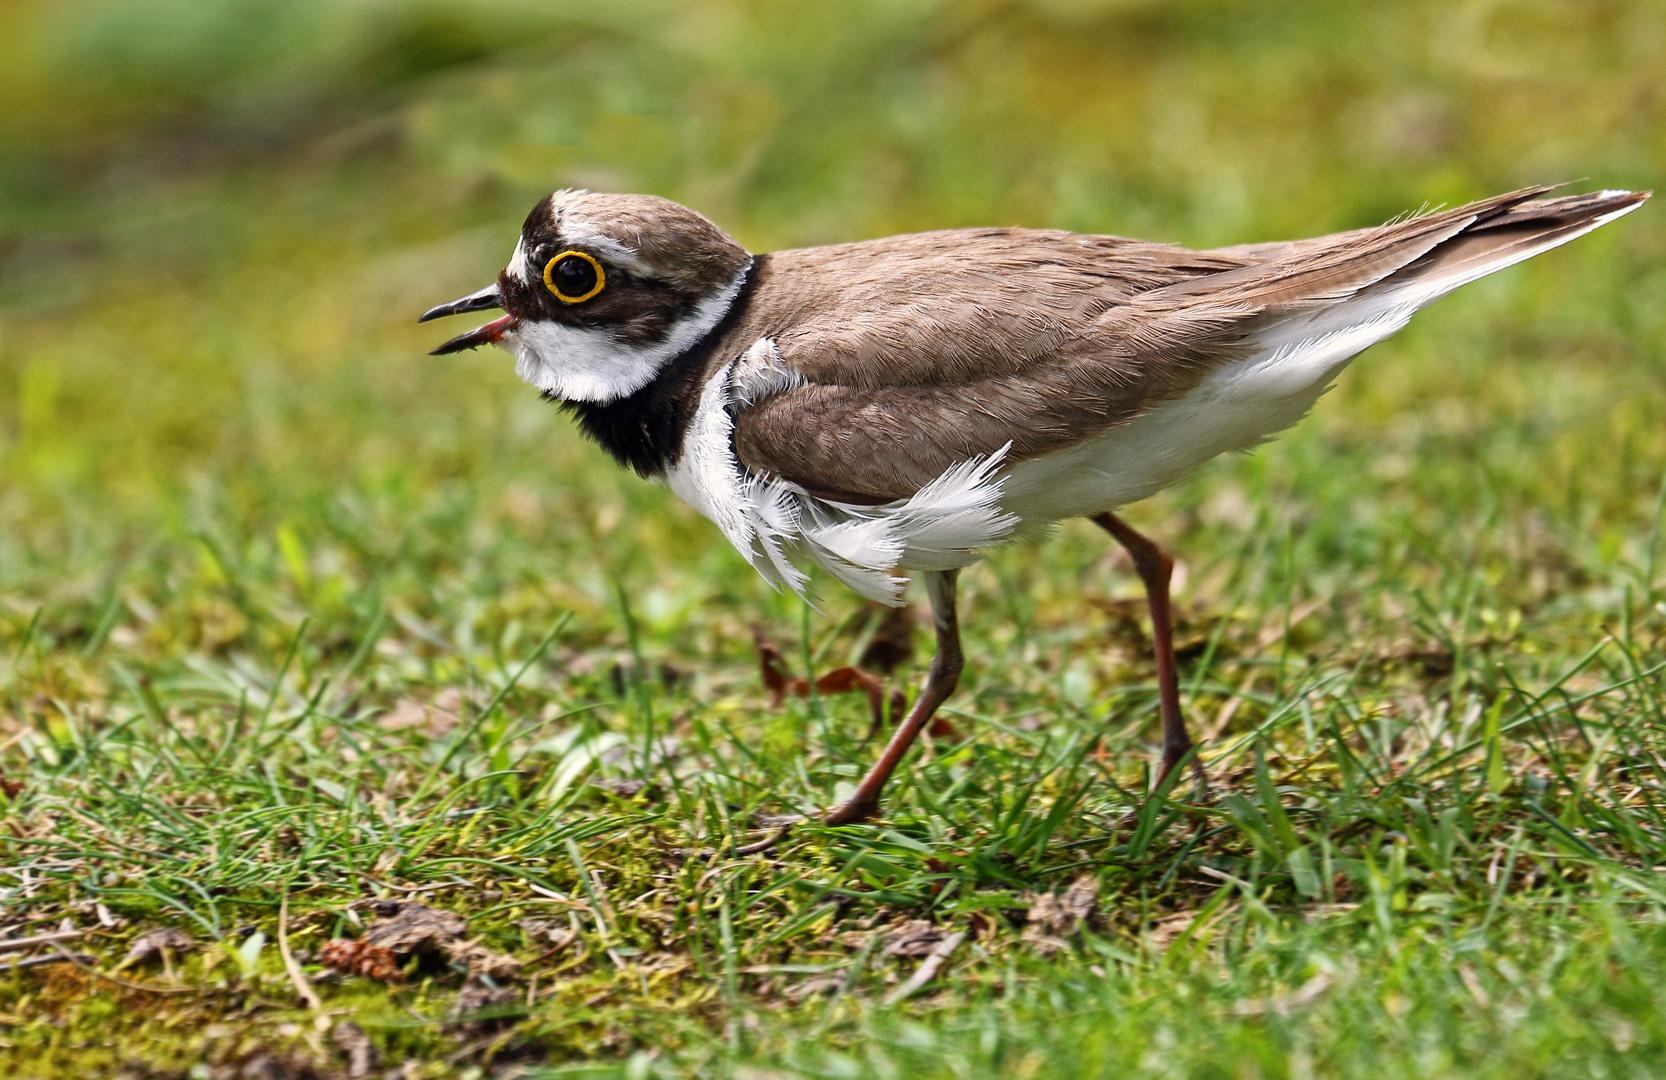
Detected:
[0,0,1662,670]
[2,3,1665,1072]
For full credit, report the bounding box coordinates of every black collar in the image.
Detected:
[558,257,764,478]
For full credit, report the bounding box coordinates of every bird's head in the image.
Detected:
[420,191,752,403]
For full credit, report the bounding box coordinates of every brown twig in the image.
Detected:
[52,946,197,994]
[279,893,324,1012]
[0,928,83,953]
[0,950,95,974]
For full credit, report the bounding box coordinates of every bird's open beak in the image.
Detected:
[418,282,518,355]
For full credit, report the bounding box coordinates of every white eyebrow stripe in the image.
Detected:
[543,189,656,279]
[552,225,656,279]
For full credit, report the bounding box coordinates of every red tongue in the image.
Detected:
[429,313,518,356]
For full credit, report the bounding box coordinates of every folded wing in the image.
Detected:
[733,187,1647,506]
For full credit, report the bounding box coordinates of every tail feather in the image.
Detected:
[1377,188,1649,302]
[1172,186,1560,307]
[1180,186,1647,317]
[1196,186,1648,404]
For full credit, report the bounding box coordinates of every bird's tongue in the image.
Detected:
[428,313,519,356]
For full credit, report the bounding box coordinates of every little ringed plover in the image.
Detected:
[421,184,1648,825]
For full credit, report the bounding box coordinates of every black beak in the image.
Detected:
[418,282,502,323]
[418,282,517,355]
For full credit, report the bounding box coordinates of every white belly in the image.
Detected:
[999,302,1419,524]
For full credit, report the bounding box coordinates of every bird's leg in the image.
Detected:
[824,570,962,825]
[1092,512,1206,787]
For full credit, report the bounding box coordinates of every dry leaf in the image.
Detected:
[1147,911,1200,948]
[1025,874,1099,939]
[753,627,914,735]
[330,1020,381,1079]
[443,939,522,981]
[376,689,469,736]
[1060,875,1099,925]
[883,919,947,957]
[784,974,844,1001]
[124,927,194,966]
[448,980,520,1036]
[321,902,516,982]
[518,918,579,953]
[359,902,465,953]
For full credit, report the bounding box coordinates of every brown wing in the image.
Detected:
[732,298,1257,503]
[728,230,1255,503]
[731,187,1642,504]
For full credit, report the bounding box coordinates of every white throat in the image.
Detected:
[500,263,749,403]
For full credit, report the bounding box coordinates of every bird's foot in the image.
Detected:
[822,797,881,827]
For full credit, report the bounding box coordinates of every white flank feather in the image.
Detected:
[798,508,908,605]
[884,446,1019,570]
[799,540,906,604]
[666,341,1017,605]
[799,511,905,571]
[742,477,808,594]
[731,338,805,406]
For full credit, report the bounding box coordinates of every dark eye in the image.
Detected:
[543,251,605,303]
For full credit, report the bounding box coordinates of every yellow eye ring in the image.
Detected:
[543,250,606,303]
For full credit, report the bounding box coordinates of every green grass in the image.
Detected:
[4,1,1666,1076]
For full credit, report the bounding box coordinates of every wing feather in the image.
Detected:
[729,188,1647,505]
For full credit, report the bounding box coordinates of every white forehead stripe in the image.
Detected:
[510,237,533,284]
[501,261,750,403]
[544,190,656,278]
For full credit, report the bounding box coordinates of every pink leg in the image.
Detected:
[1093,513,1206,787]
[825,570,961,825]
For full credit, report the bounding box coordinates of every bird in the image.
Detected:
[420,184,1647,825]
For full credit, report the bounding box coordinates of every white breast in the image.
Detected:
[665,339,1017,605]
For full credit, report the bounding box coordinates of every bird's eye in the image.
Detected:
[543,251,605,303]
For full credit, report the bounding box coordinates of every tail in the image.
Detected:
[1372,187,1650,305]
[1148,185,1648,360]
[1125,185,1650,465]
[1184,185,1650,315]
